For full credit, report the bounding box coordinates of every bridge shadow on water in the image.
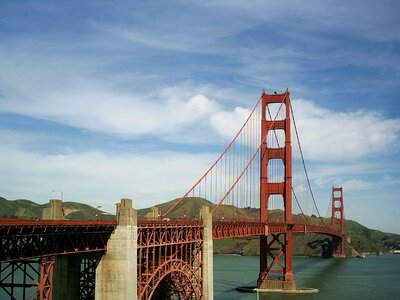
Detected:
[293,256,347,295]
[214,253,348,300]
[306,238,334,258]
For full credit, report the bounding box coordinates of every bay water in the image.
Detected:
[214,254,400,300]
[1,254,398,299]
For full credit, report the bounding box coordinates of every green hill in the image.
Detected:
[137,197,259,220]
[0,197,114,220]
[1,196,399,256]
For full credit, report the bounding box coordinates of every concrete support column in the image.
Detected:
[95,199,137,300]
[145,206,161,220]
[42,199,81,300]
[200,206,214,300]
[52,255,81,300]
[42,199,64,220]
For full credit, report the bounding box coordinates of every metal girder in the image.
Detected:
[331,187,346,257]
[0,259,40,300]
[212,221,265,239]
[38,256,54,300]
[258,234,286,284]
[79,258,97,300]
[0,219,115,263]
[259,90,295,286]
[137,223,203,299]
[1,231,112,262]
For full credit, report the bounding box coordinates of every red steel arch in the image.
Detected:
[139,258,202,300]
[137,221,204,300]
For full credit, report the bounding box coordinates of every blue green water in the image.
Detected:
[214,254,400,300]
[1,254,398,299]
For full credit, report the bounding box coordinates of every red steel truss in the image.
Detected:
[137,220,204,299]
[0,88,349,298]
[0,219,116,262]
[0,216,344,297]
[332,187,346,256]
[0,259,40,299]
[37,256,54,300]
[212,221,265,239]
[79,258,97,300]
[212,221,341,239]
[0,216,345,298]
[259,90,295,286]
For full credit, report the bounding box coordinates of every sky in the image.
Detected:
[0,0,399,234]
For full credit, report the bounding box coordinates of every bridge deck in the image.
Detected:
[212,221,339,239]
[0,218,340,262]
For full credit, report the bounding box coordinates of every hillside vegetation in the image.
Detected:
[1,196,398,256]
[0,197,114,220]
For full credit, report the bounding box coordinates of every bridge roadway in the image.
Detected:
[0,218,340,262]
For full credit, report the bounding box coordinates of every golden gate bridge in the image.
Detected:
[0,90,346,299]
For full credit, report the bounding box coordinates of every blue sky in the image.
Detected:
[0,0,399,234]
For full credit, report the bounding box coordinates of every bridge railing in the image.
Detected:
[0,218,117,233]
[211,221,342,239]
[137,219,202,228]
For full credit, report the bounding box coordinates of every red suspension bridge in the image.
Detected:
[0,90,346,299]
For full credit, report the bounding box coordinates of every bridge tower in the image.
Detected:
[332,187,345,257]
[258,90,296,290]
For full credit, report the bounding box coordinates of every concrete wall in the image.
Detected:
[200,206,214,300]
[52,255,81,300]
[95,199,137,300]
[145,206,160,220]
[42,199,82,300]
[42,199,64,220]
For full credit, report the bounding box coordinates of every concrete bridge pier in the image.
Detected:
[42,199,82,300]
[145,205,161,220]
[52,256,81,300]
[42,199,64,220]
[200,206,214,300]
[95,198,137,300]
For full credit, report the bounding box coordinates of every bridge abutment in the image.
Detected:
[52,255,81,300]
[145,205,161,219]
[42,199,64,220]
[43,198,81,300]
[95,198,137,300]
[200,206,214,300]
[258,279,297,291]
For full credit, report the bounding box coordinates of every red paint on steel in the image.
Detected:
[259,90,295,284]
[211,221,341,239]
[137,222,203,299]
[0,219,116,262]
[212,220,265,239]
[332,187,346,256]
[162,97,262,218]
[38,256,54,300]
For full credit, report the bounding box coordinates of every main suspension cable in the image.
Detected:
[212,91,288,213]
[266,106,309,224]
[163,97,262,217]
[289,101,326,226]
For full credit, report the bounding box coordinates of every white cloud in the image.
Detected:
[0,134,216,213]
[382,175,400,186]
[0,83,219,139]
[1,51,398,162]
[0,51,227,142]
[201,0,400,42]
[210,106,250,139]
[333,178,372,191]
[292,99,400,161]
